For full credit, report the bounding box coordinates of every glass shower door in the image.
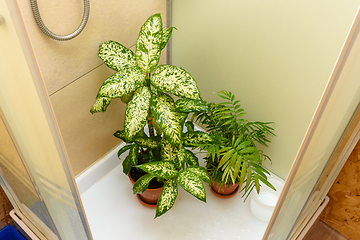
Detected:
[263,6,360,240]
[0,0,92,239]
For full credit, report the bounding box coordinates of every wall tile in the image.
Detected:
[50,64,124,176]
[17,0,168,94]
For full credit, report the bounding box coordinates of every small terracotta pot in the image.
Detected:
[210,181,239,198]
[128,173,162,207]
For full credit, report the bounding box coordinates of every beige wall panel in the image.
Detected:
[49,65,125,176]
[17,0,168,95]
[172,0,360,179]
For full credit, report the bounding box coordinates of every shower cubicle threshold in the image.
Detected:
[76,137,283,240]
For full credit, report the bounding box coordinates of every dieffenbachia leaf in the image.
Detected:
[185,121,194,132]
[113,130,126,141]
[161,138,178,163]
[187,166,211,184]
[128,144,139,165]
[135,13,163,73]
[155,178,178,218]
[183,131,218,147]
[176,147,187,170]
[90,97,111,113]
[132,173,156,194]
[98,40,137,71]
[185,150,199,166]
[136,161,179,179]
[133,136,160,148]
[175,99,208,113]
[176,170,206,202]
[160,27,175,50]
[124,86,151,141]
[122,155,132,174]
[150,93,186,147]
[150,65,200,100]
[117,145,132,158]
[96,67,146,99]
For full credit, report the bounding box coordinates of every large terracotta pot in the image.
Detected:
[128,173,162,208]
[210,181,239,198]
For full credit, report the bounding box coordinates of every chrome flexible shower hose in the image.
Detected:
[30,0,90,41]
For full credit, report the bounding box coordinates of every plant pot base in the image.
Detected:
[210,185,239,198]
[136,194,158,208]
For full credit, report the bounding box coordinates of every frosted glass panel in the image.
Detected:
[265,9,360,240]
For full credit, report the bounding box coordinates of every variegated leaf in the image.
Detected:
[161,138,178,163]
[150,65,200,99]
[113,130,126,141]
[155,178,178,218]
[132,173,156,194]
[176,147,188,170]
[97,67,146,98]
[185,150,199,166]
[124,86,151,141]
[128,144,139,165]
[175,99,208,113]
[117,145,132,158]
[122,155,132,174]
[187,166,211,184]
[160,27,175,50]
[176,170,206,202]
[136,161,179,179]
[183,131,217,147]
[135,13,163,73]
[90,97,111,113]
[98,40,137,71]
[150,93,186,147]
[133,136,160,148]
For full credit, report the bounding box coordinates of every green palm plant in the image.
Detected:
[90,14,216,218]
[193,90,276,199]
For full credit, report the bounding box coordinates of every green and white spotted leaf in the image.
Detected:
[150,65,200,99]
[132,174,156,194]
[128,144,139,165]
[135,13,163,73]
[160,138,178,163]
[90,97,111,113]
[176,170,206,202]
[183,131,218,147]
[176,147,188,170]
[136,161,179,179]
[117,145,132,158]
[113,130,126,141]
[98,40,137,71]
[185,150,199,166]
[150,93,186,147]
[122,155,132,174]
[155,178,178,218]
[96,67,146,98]
[124,86,151,141]
[160,27,175,50]
[187,166,211,184]
[175,99,208,113]
[133,136,160,148]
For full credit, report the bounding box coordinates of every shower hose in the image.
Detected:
[30,0,90,41]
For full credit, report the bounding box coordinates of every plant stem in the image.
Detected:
[147,111,155,137]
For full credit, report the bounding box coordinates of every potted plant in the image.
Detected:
[90,14,217,218]
[193,90,276,199]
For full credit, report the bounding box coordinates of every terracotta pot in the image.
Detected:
[128,173,162,208]
[210,181,239,198]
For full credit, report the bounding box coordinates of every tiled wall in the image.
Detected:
[16,0,168,175]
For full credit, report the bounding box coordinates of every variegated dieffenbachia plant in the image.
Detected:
[90,14,217,218]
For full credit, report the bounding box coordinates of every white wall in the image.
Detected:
[171,0,360,179]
